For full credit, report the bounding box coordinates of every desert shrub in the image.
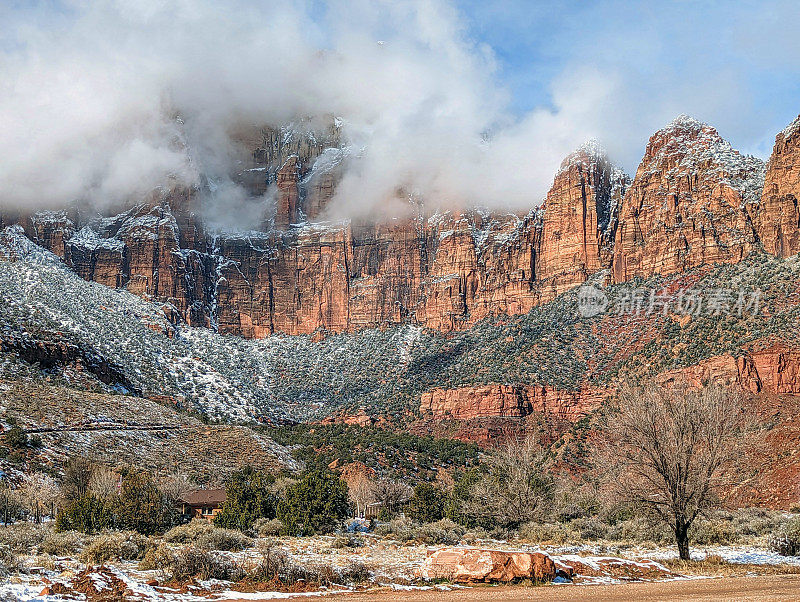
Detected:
[769,516,800,556]
[416,519,466,545]
[253,518,282,537]
[214,466,277,531]
[606,517,671,545]
[731,508,784,538]
[374,516,415,540]
[0,543,21,577]
[277,469,349,536]
[331,534,364,549]
[80,531,151,564]
[55,493,114,534]
[691,517,738,545]
[461,526,490,545]
[570,517,609,541]
[163,520,213,544]
[241,541,308,585]
[337,560,371,584]
[40,530,87,556]
[138,542,174,572]
[0,522,47,554]
[166,546,244,582]
[197,528,252,552]
[406,483,445,523]
[518,522,577,545]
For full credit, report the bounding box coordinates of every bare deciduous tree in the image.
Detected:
[61,456,93,502]
[372,479,412,515]
[89,466,120,501]
[21,472,60,523]
[468,433,553,528]
[348,473,375,518]
[600,379,749,560]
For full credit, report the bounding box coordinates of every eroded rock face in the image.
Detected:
[612,116,765,283]
[419,345,800,425]
[419,548,558,583]
[754,115,800,258]
[419,384,606,422]
[8,114,800,337]
[537,142,629,301]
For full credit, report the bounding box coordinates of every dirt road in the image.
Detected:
[313,574,800,602]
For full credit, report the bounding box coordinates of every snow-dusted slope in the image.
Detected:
[0,225,415,422]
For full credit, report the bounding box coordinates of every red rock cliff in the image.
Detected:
[612,116,765,283]
[753,115,800,257]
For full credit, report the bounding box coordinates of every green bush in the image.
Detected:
[277,469,349,536]
[407,483,445,523]
[56,494,114,534]
[80,531,151,564]
[115,471,178,536]
[214,466,277,531]
[3,426,28,449]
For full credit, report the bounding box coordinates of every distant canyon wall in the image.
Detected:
[3,114,800,337]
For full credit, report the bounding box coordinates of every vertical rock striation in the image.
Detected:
[612,115,765,283]
[753,115,800,257]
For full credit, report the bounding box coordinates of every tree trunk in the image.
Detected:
[676,524,690,561]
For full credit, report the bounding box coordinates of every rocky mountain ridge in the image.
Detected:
[10,112,797,337]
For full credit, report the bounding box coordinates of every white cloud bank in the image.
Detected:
[0,0,621,219]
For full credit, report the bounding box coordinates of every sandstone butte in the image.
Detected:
[3,114,798,339]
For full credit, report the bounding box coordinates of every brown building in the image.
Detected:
[179,488,226,522]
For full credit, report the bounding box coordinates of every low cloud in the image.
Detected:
[4,0,792,223]
[0,0,615,220]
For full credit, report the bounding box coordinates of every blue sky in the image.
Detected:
[456,0,800,163]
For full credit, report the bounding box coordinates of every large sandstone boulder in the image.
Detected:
[419,547,559,583]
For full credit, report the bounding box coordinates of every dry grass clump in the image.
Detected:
[40,530,87,556]
[663,555,800,577]
[253,518,282,537]
[80,531,150,564]
[163,520,213,543]
[0,523,47,554]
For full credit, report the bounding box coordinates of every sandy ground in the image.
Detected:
[300,574,800,602]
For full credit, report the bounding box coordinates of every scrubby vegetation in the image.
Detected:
[266,424,480,482]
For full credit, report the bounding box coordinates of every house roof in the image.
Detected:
[180,488,226,506]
